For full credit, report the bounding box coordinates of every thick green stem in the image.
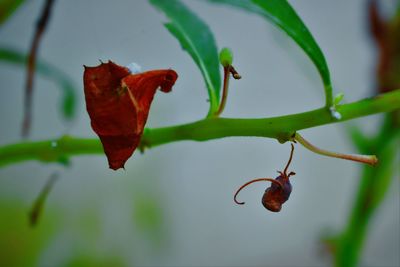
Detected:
[0,90,399,168]
[325,84,333,109]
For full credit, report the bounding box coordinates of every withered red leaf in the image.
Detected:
[83,61,178,170]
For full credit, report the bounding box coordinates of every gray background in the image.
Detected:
[0,0,399,266]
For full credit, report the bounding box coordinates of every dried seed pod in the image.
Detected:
[234,144,296,212]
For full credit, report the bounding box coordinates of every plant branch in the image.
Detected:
[23,0,56,137]
[0,90,399,168]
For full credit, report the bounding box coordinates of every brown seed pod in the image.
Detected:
[234,143,296,212]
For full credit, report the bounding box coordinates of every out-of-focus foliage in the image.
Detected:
[132,183,167,248]
[327,115,400,267]
[323,2,400,265]
[0,47,77,121]
[0,0,25,25]
[0,200,56,267]
[63,254,125,267]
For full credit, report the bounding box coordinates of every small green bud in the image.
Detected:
[219,47,233,67]
[333,93,344,106]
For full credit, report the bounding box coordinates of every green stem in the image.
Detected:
[325,84,333,109]
[215,66,230,116]
[0,90,399,168]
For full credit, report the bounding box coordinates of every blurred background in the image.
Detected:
[0,0,398,266]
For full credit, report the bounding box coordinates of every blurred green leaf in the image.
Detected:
[133,195,163,233]
[206,0,333,107]
[132,189,166,248]
[0,200,56,267]
[347,125,371,153]
[336,136,398,267]
[334,113,399,267]
[0,0,25,25]
[368,139,397,209]
[0,47,77,120]
[64,255,124,267]
[29,173,59,227]
[150,0,221,115]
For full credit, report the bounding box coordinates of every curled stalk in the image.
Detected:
[234,178,282,205]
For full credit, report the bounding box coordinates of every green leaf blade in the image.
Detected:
[150,0,221,115]
[207,0,265,15]
[0,47,78,121]
[206,0,333,107]
[0,0,25,25]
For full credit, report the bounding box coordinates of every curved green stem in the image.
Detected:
[325,84,333,109]
[294,133,378,165]
[0,90,399,168]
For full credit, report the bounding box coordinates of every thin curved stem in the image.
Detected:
[234,178,281,205]
[23,0,56,137]
[215,66,230,116]
[294,133,378,165]
[283,143,295,175]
